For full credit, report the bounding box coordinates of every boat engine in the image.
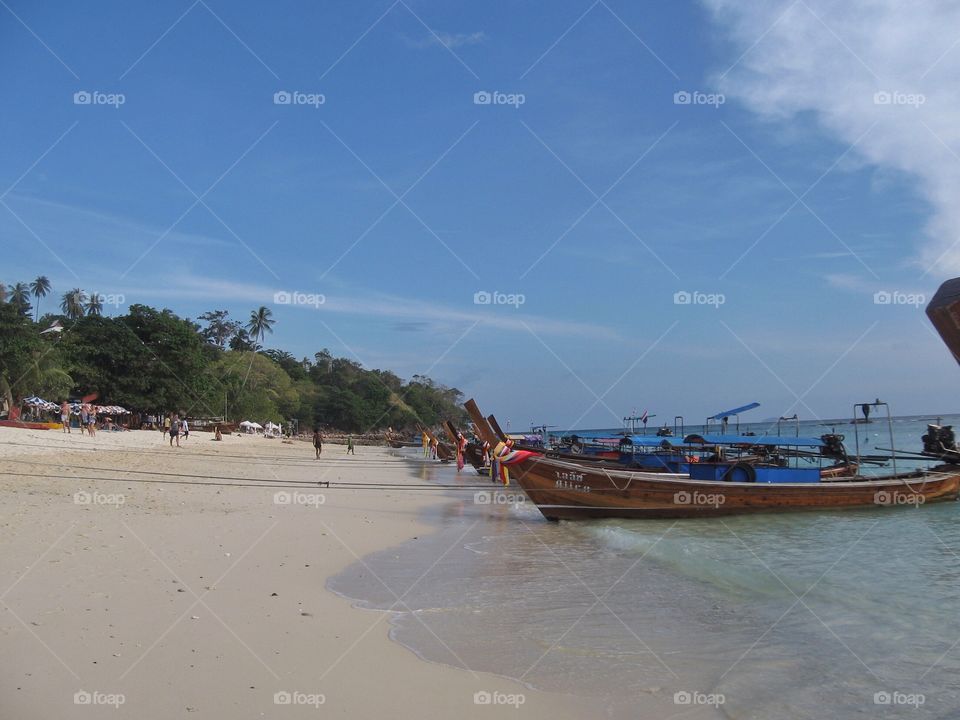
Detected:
[820,433,847,459]
[922,424,957,455]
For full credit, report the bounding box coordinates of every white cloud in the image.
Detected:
[408,31,486,49]
[134,273,619,340]
[704,0,960,274]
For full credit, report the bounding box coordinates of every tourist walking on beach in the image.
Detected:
[313,429,323,458]
[86,405,96,437]
[163,414,171,438]
[79,404,88,436]
[180,417,189,441]
[346,435,355,454]
[60,401,71,433]
[169,414,180,447]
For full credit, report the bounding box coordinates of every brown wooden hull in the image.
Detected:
[507,455,960,519]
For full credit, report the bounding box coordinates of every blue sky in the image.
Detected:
[4,0,959,429]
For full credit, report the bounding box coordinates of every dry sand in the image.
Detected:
[0,427,602,719]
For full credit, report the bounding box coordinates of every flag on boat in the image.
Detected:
[640,410,648,423]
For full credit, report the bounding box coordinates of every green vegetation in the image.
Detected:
[0,284,468,432]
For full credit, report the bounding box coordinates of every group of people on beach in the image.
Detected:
[60,400,99,436]
[162,414,190,447]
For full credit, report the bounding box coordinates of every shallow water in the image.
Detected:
[330,422,960,719]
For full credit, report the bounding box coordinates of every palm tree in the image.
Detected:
[246,306,275,345]
[85,293,103,316]
[30,275,51,321]
[60,289,86,320]
[0,283,7,303]
[9,282,31,317]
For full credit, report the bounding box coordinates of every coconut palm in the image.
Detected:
[60,289,87,320]
[30,275,51,321]
[85,293,103,316]
[9,282,31,317]
[246,306,275,345]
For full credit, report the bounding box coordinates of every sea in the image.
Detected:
[329,415,960,718]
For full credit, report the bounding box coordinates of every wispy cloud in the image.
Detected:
[405,30,486,49]
[704,0,960,274]
[131,273,620,340]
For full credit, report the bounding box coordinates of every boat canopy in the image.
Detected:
[707,402,760,420]
[684,433,825,447]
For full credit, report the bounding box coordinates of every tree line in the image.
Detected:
[0,276,469,433]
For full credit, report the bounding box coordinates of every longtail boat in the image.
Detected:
[465,400,960,520]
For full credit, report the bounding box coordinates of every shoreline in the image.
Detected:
[0,428,599,719]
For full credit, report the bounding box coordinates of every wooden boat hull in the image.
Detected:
[0,420,59,430]
[507,455,960,519]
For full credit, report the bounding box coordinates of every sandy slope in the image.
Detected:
[0,428,600,719]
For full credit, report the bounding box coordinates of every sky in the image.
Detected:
[4,0,960,430]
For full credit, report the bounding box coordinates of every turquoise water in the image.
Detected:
[330,420,960,718]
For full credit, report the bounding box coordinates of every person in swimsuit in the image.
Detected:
[313,429,323,458]
[169,414,180,447]
[60,401,71,433]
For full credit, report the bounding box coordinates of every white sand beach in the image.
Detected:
[0,427,602,719]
